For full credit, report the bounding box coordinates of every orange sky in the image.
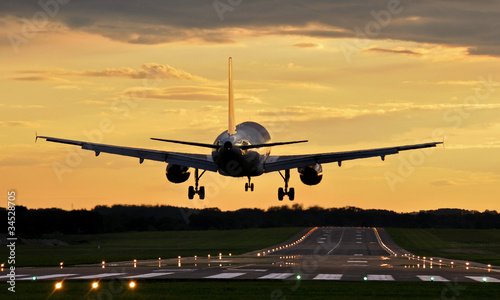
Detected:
[1,1,500,212]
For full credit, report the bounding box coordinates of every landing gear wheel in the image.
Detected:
[188,186,195,199]
[245,177,254,192]
[278,187,285,201]
[277,169,295,201]
[199,186,205,200]
[288,187,295,201]
[188,168,206,199]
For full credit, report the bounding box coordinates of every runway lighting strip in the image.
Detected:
[258,227,318,256]
[403,253,496,272]
[373,228,397,256]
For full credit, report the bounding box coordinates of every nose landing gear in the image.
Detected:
[188,168,206,199]
[278,169,295,201]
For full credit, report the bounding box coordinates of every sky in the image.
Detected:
[1,0,500,212]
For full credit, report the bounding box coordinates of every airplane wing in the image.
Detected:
[263,142,442,173]
[37,136,218,172]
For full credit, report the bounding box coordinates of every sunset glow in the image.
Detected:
[1,1,499,212]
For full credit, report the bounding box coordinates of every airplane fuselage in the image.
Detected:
[212,121,271,177]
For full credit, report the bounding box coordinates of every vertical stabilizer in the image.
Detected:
[228,57,236,135]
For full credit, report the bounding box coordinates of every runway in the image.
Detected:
[2,227,499,283]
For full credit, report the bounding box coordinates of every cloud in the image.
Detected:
[14,63,208,82]
[364,47,422,56]
[0,121,38,127]
[11,76,70,83]
[292,42,322,48]
[80,63,208,81]
[2,1,500,56]
[123,86,262,103]
[430,180,458,186]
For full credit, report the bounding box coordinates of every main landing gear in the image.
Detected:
[188,168,205,200]
[278,169,294,201]
[245,176,254,192]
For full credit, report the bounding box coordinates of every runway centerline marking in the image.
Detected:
[205,272,246,279]
[327,228,346,254]
[258,273,293,279]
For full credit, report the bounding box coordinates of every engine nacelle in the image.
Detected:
[298,163,323,185]
[166,164,190,183]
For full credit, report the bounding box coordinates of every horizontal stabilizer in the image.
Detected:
[240,140,308,150]
[151,138,219,149]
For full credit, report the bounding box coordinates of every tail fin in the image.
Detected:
[228,57,236,135]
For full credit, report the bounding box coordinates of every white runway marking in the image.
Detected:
[19,274,77,281]
[347,261,368,263]
[258,273,293,279]
[0,274,30,280]
[313,274,342,280]
[122,272,173,279]
[466,276,500,283]
[417,275,450,282]
[367,274,395,281]
[205,272,246,279]
[71,273,125,280]
[354,254,363,256]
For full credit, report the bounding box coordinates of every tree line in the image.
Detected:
[1,204,498,237]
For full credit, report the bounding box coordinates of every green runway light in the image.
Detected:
[296,275,301,280]
[363,276,368,281]
[482,277,487,282]
[32,276,37,281]
[430,276,435,281]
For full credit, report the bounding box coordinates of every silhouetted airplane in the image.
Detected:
[38,58,442,200]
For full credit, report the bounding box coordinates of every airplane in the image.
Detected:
[37,57,442,201]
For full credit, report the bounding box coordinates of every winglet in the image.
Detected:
[228,57,236,135]
[35,131,38,143]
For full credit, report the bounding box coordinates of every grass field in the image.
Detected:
[15,227,304,267]
[385,228,500,266]
[1,280,498,300]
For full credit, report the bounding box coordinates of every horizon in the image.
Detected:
[2,1,500,212]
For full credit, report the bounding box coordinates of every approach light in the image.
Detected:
[129,281,136,288]
[55,282,63,290]
[92,282,99,289]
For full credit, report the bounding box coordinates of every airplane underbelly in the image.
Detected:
[215,151,263,177]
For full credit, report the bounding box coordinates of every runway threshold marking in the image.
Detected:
[258,273,293,279]
[205,272,246,279]
[122,272,173,279]
[466,276,500,283]
[367,274,395,281]
[71,273,126,280]
[18,274,77,281]
[417,275,450,282]
[313,274,342,280]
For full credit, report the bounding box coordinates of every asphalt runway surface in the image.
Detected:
[2,227,499,283]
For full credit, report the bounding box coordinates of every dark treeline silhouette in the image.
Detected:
[1,205,498,237]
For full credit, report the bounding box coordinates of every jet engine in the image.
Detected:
[166,164,190,183]
[298,163,323,185]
